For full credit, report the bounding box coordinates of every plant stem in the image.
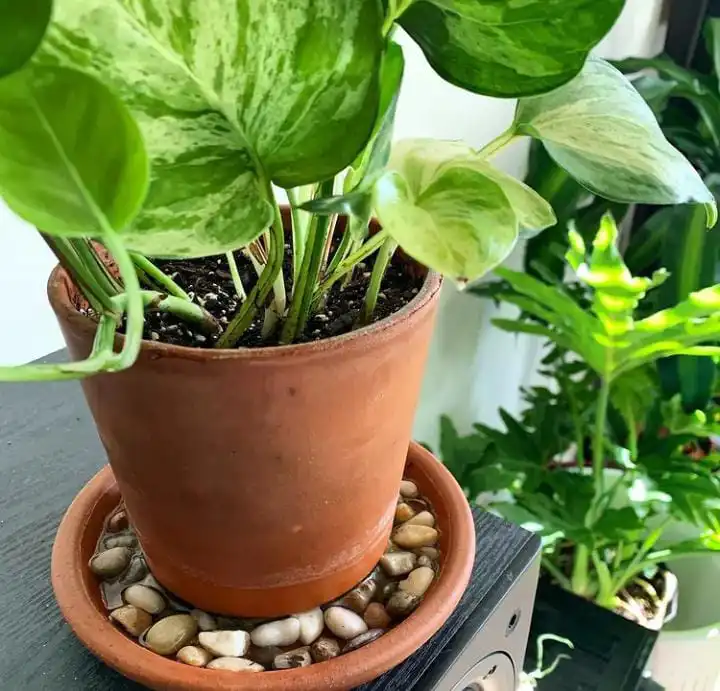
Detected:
[591,378,611,510]
[216,195,285,348]
[226,251,247,302]
[570,544,591,596]
[542,557,572,591]
[75,240,122,297]
[103,231,144,370]
[130,252,191,301]
[280,181,335,344]
[314,228,390,302]
[479,128,519,159]
[112,291,220,335]
[287,186,315,291]
[360,237,398,325]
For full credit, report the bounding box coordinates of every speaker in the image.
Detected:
[362,509,541,691]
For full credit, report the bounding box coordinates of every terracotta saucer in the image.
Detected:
[51,442,475,690]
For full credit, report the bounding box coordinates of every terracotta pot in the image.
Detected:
[52,443,475,690]
[48,260,442,616]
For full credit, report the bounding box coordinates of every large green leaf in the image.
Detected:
[39,0,383,257]
[515,58,717,224]
[399,0,625,98]
[374,139,518,282]
[0,66,149,236]
[0,0,53,78]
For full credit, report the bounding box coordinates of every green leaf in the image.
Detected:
[706,19,720,89]
[40,0,384,257]
[630,73,678,117]
[0,0,53,78]
[399,0,625,98]
[374,139,518,282]
[515,58,717,225]
[0,66,149,236]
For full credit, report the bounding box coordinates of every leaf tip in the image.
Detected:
[705,200,718,229]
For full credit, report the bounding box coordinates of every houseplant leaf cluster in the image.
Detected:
[0,0,714,382]
[444,217,720,619]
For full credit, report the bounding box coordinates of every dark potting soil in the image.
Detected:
[123,244,424,349]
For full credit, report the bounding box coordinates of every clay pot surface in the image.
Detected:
[48,261,441,616]
[52,443,475,690]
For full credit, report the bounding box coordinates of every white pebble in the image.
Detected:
[324,607,368,640]
[399,566,435,598]
[294,608,325,645]
[250,617,300,647]
[399,480,419,498]
[123,584,166,615]
[177,645,213,667]
[207,657,264,672]
[406,511,435,528]
[198,630,250,657]
[392,524,438,549]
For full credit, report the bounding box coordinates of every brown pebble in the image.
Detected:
[386,590,420,618]
[144,614,198,656]
[417,555,433,568]
[399,566,435,598]
[394,503,416,524]
[405,511,435,528]
[343,629,385,653]
[364,603,391,629]
[177,645,213,667]
[392,524,438,549]
[248,645,283,667]
[107,509,128,533]
[110,605,152,637]
[338,573,378,614]
[416,547,439,560]
[273,646,312,669]
[104,534,138,549]
[378,581,398,604]
[310,636,341,663]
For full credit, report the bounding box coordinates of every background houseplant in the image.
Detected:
[0,0,717,677]
[442,216,720,628]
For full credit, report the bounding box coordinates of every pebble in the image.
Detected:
[364,603,391,629]
[247,645,283,667]
[104,534,138,549]
[107,510,128,533]
[90,547,131,578]
[387,591,420,618]
[416,547,439,560]
[380,551,417,577]
[138,573,165,593]
[144,614,198,655]
[251,617,300,647]
[198,630,250,657]
[378,581,398,603]
[310,637,341,663]
[124,584,166,615]
[295,608,324,645]
[191,609,218,632]
[392,524,438,549]
[177,645,213,667]
[399,480,419,498]
[110,605,152,637]
[406,511,435,528]
[207,657,264,672]
[273,646,312,669]
[123,556,148,585]
[324,607,368,640]
[400,567,435,598]
[394,503,416,523]
[417,555,433,568]
[338,574,378,614]
[343,629,385,653]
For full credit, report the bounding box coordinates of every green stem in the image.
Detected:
[130,252,191,301]
[103,231,144,371]
[590,378,611,514]
[287,186,314,291]
[280,181,335,344]
[360,237,397,325]
[610,519,670,595]
[327,216,365,277]
[382,0,413,35]
[479,128,520,159]
[216,194,285,348]
[226,251,247,302]
[314,228,390,302]
[75,240,122,297]
[542,557,572,591]
[570,544,591,596]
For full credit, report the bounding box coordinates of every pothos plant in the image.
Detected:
[0,0,716,381]
[441,216,720,620]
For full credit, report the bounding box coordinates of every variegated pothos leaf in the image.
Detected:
[38,0,383,257]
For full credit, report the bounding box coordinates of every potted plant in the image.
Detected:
[441,216,720,639]
[0,0,715,688]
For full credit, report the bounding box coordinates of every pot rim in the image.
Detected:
[51,442,475,690]
[47,263,442,362]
